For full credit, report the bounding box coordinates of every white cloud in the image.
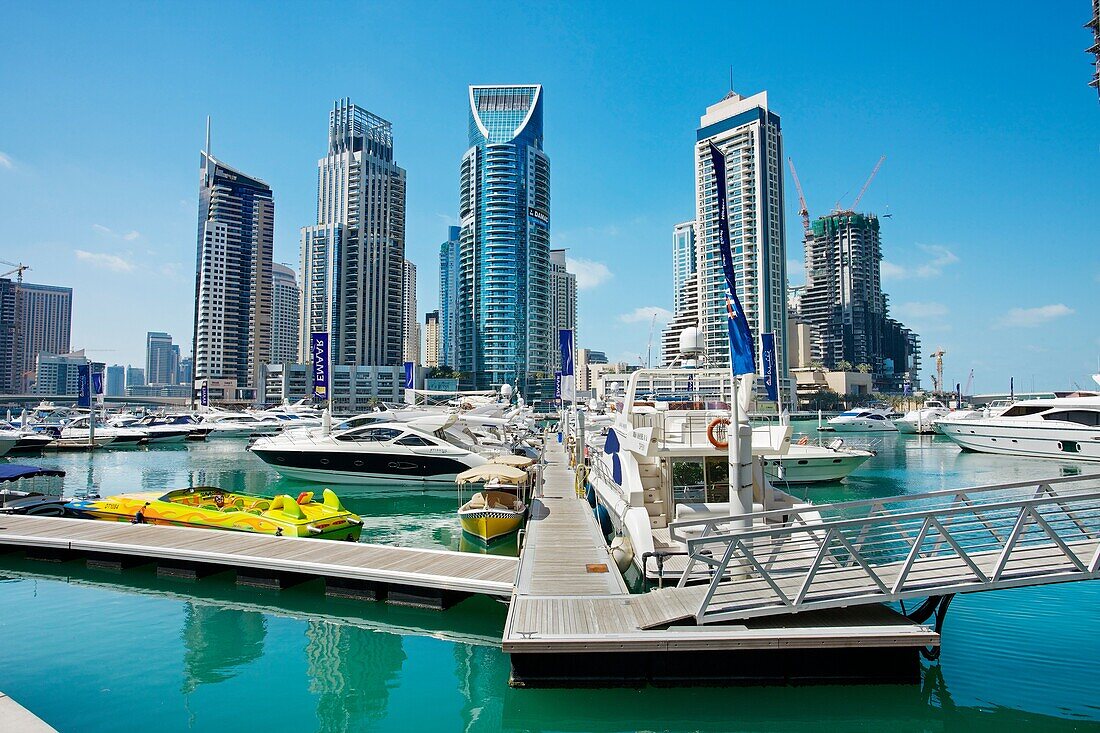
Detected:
[91,224,141,241]
[997,304,1074,328]
[91,224,113,235]
[894,301,949,319]
[619,306,672,324]
[0,152,13,170]
[882,244,959,279]
[566,257,613,290]
[123,230,141,241]
[74,249,135,273]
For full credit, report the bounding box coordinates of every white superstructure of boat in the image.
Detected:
[894,399,950,434]
[761,437,875,484]
[938,396,1100,462]
[826,407,898,432]
[586,368,816,582]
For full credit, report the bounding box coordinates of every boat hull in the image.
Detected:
[762,451,873,484]
[459,511,523,543]
[251,448,481,485]
[827,420,897,433]
[940,422,1100,462]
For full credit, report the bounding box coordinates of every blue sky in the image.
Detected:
[1,1,1096,393]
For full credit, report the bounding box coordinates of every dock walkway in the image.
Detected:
[502,437,936,686]
[0,514,517,607]
[0,691,57,733]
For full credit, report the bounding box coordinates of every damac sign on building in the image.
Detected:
[527,207,549,224]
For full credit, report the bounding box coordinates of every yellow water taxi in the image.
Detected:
[455,464,529,543]
[65,487,362,541]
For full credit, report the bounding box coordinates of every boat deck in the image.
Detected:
[0,514,517,605]
[501,437,936,686]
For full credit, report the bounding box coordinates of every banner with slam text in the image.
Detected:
[554,371,562,401]
[708,142,756,376]
[311,332,329,399]
[559,329,575,403]
[403,361,415,390]
[77,363,91,408]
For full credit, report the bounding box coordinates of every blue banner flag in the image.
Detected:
[708,142,756,376]
[554,371,562,400]
[404,361,415,390]
[761,333,778,402]
[200,381,209,407]
[77,363,91,408]
[558,329,575,403]
[91,371,103,396]
[310,332,329,399]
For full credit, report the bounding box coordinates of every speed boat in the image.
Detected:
[0,424,53,453]
[825,407,898,432]
[65,487,363,540]
[0,433,16,457]
[0,464,67,516]
[938,395,1100,462]
[60,416,147,447]
[201,411,283,438]
[760,437,875,484]
[894,399,950,434]
[249,413,490,487]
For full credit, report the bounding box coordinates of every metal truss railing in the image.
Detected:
[668,473,1100,624]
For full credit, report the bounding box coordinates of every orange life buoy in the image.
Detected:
[798,435,809,445]
[706,417,731,449]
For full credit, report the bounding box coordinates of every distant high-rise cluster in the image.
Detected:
[270,263,300,366]
[423,311,440,368]
[438,226,461,368]
[193,143,274,398]
[146,331,180,385]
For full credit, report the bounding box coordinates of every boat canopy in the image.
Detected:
[0,465,66,483]
[456,464,529,485]
[488,454,536,468]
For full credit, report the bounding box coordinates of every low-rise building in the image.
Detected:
[262,363,419,412]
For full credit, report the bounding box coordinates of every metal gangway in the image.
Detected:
[663,473,1100,625]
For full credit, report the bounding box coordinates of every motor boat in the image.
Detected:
[60,416,148,447]
[587,368,819,583]
[825,406,898,432]
[0,464,67,516]
[895,399,950,434]
[0,433,16,457]
[200,411,284,438]
[931,406,986,434]
[248,413,490,487]
[938,395,1100,462]
[66,486,363,540]
[760,436,875,484]
[107,414,196,443]
[0,424,54,453]
[455,461,532,543]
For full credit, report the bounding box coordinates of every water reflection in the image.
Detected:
[180,603,266,693]
[305,621,406,732]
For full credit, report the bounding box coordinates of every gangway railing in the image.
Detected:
[668,473,1100,624]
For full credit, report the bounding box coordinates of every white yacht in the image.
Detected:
[587,368,817,583]
[0,434,16,457]
[200,411,283,438]
[60,416,147,447]
[248,413,490,488]
[825,406,898,432]
[894,399,950,434]
[938,395,1100,462]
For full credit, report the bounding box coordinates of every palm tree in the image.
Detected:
[836,360,853,372]
[856,363,872,374]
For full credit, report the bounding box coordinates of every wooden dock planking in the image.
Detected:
[0,515,517,597]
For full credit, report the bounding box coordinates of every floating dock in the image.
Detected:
[0,515,516,609]
[502,440,937,687]
[0,691,57,733]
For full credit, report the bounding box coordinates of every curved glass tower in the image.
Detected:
[457,85,550,392]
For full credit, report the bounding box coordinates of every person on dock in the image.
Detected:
[132,502,150,524]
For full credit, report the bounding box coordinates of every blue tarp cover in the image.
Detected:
[0,465,66,482]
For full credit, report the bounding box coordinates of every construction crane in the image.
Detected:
[851,155,886,211]
[787,158,811,235]
[0,259,30,283]
[931,348,947,394]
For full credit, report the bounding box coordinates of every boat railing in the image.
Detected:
[629,411,729,451]
[667,472,1100,624]
[791,432,883,453]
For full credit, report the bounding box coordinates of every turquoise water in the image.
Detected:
[1,431,1099,731]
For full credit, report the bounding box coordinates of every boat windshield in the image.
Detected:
[1041,410,1100,426]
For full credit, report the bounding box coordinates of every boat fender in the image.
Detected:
[610,535,633,574]
[797,435,809,446]
[706,418,730,449]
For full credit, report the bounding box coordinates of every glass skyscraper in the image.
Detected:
[457,85,550,392]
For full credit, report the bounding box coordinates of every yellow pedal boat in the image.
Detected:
[65,487,362,541]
